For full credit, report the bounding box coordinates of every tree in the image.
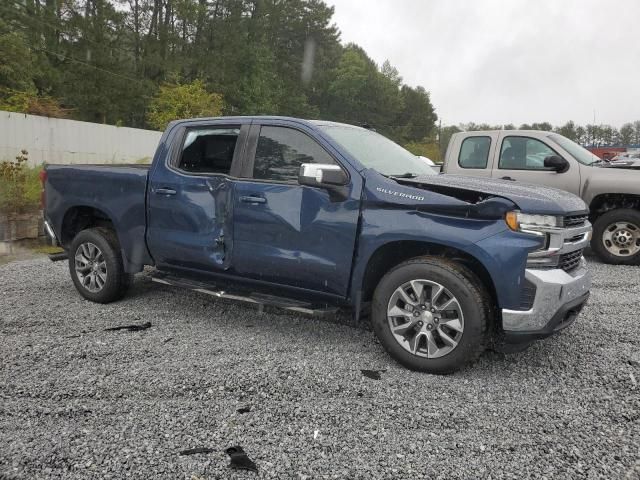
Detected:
[0,20,36,92]
[439,125,462,158]
[531,122,553,131]
[555,121,577,142]
[619,123,634,146]
[634,121,640,146]
[146,79,224,130]
[0,0,440,134]
[395,85,437,143]
[326,45,375,122]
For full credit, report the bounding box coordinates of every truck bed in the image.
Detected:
[44,164,151,271]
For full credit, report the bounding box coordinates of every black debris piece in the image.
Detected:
[104,322,152,332]
[163,337,174,343]
[179,447,215,456]
[237,406,251,414]
[226,446,258,472]
[361,369,386,380]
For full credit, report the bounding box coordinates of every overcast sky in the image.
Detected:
[326,0,640,128]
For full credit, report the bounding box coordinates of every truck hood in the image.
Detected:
[396,174,588,215]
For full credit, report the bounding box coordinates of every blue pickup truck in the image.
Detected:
[43,116,592,373]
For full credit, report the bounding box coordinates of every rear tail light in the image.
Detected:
[39,169,47,209]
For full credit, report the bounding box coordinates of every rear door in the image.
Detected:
[491,133,581,194]
[231,121,362,297]
[146,120,249,273]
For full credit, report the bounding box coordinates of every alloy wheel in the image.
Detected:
[74,242,108,292]
[387,279,464,358]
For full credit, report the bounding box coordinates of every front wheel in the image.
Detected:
[592,209,640,265]
[68,227,132,303]
[371,257,490,374]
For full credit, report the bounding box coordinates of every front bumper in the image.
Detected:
[501,260,591,342]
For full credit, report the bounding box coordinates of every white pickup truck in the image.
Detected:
[443,130,640,265]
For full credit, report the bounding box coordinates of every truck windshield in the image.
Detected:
[318,124,436,177]
[548,134,600,166]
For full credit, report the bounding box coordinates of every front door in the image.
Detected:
[232,122,362,297]
[146,122,249,273]
[491,134,581,194]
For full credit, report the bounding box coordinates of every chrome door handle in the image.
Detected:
[239,195,266,204]
[154,187,177,195]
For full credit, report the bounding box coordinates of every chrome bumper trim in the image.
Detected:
[43,220,58,246]
[526,222,592,258]
[502,259,591,332]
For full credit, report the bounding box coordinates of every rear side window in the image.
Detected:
[253,126,336,182]
[458,136,491,169]
[178,128,240,174]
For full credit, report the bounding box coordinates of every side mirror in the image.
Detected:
[544,155,569,173]
[298,164,348,187]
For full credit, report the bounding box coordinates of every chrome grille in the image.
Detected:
[563,214,588,228]
[559,249,583,272]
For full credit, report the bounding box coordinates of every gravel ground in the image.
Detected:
[1,255,639,479]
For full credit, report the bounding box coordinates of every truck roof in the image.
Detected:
[169,116,368,131]
[454,130,554,136]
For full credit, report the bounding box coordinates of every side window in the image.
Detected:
[178,128,240,174]
[458,136,491,169]
[499,137,557,170]
[253,126,336,182]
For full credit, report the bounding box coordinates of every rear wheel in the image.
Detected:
[592,209,640,265]
[372,257,490,374]
[68,227,132,303]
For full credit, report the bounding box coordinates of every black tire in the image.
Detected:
[68,227,133,303]
[591,209,640,265]
[371,256,490,374]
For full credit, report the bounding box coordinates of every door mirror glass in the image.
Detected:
[298,164,348,187]
[543,155,569,173]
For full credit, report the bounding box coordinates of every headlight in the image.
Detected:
[505,211,561,232]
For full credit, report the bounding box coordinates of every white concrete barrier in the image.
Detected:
[0,110,162,167]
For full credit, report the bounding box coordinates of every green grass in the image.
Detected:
[31,244,64,254]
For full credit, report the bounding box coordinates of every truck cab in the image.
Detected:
[443,130,640,265]
[43,117,592,374]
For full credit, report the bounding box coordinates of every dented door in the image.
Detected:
[146,122,249,273]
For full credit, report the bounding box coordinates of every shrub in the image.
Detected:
[0,150,42,216]
[404,141,442,163]
[0,88,70,119]
[146,79,224,131]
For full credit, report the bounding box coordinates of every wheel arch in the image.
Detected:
[357,240,498,316]
[60,205,119,248]
[589,193,640,221]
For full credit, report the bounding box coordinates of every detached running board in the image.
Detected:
[150,271,338,317]
[48,252,68,262]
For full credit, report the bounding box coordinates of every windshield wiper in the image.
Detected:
[390,173,419,178]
